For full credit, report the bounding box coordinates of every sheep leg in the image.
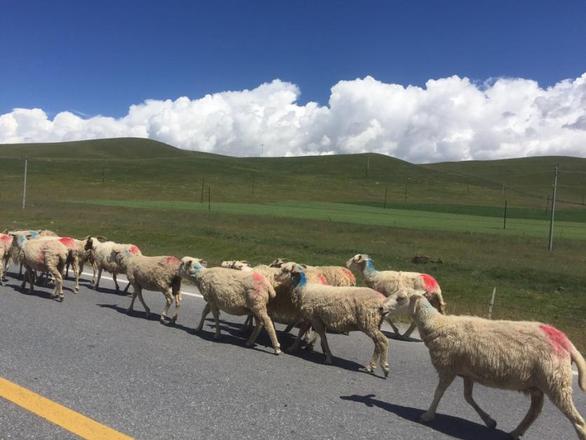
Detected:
[18,262,23,279]
[48,267,64,302]
[421,372,456,423]
[543,386,586,440]
[506,388,544,439]
[127,286,138,314]
[136,287,150,318]
[288,321,312,352]
[71,256,80,292]
[249,310,281,355]
[171,291,181,324]
[385,315,401,335]
[160,288,174,323]
[312,321,333,364]
[211,306,221,340]
[113,273,120,292]
[94,268,102,289]
[122,282,131,295]
[463,378,497,429]
[246,320,264,347]
[401,320,418,339]
[375,330,390,377]
[195,303,211,333]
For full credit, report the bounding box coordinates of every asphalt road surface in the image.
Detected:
[0,269,583,439]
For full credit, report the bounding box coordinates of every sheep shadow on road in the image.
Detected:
[4,281,73,301]
[340,394,511,440]
[97,303,278,355]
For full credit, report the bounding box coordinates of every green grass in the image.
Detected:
[78,199,586,241]
[1,138,585,350]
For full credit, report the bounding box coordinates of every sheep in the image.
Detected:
[0,233,13,284]
[16,234,68,301]
[346,253,446,338]
[275,263,392,377]
[384,292,586,439]
[179,257,282,355]
[84,237,142,292]
[221,260,252,270]
[270,258,355,286]
[114,251,183,324]
[7,230,40,278]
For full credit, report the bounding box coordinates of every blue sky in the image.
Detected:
[2,0,584,117]
[1,0,585,161]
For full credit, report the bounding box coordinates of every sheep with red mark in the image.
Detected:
[270,258,356,287]
[384,292,586,439]
[179,257,281,354]
[113,251,183,324]
[276,263,392,377]
[0,233,14,284]
[346,253,446,338]
[16,234,69,301]
[84,237,142,292]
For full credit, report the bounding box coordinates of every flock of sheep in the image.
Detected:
[1,229,585,439]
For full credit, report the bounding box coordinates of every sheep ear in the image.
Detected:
[200,259,208,268]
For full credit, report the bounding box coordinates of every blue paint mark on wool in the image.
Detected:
[297,271,307,288]
[365,259,377,274]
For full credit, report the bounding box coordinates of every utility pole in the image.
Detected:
[503,200,508,230]
[22,159,28,209]
[365,156,370,178]
[547,165,559,252]
[200,177,205,203]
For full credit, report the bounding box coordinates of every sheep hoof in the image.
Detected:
[324,357,333,365]
[383,368,390,378]
[486,419,497,430]
[74,288,79,293]
[420,412,435,423]
[274,348,282,355]
[507,432,520,440]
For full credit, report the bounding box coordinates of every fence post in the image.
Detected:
[488,287,496,319]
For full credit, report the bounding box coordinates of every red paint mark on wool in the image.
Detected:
[58,237,76,248]
[420,274,439,292]
[252,272,265,283]
[540,324,571,356]
[318,274,328,285]
[164,256,180,265]
[129,245,140,255]
[0,234,12,244]
[342,268,356,284]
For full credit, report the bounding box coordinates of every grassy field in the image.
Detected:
[78,199,586,241]
[1,138,585,350]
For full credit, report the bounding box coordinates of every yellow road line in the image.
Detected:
[0,377,133,440]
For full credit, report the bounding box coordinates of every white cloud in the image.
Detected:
[1,74,586,162]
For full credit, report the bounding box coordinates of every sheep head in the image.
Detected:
[269,258,288,268]
[275,262,305,286]
[180,257,207,278]
[345,253,372,270]
[221,260,251,270]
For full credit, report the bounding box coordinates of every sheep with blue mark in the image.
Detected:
[276,263,393,377]
[346,253,446,339]
[180,257,282,355]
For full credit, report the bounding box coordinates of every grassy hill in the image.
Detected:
[1,138,585,349]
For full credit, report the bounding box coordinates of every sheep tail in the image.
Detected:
[571,345,586,391]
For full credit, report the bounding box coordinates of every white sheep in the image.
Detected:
[114,251,183,324]
[0,233,13,284]
[179,257,282,355]
[16,234,69,301]
[346,253,446,338]
[276,263,392,377]
[385,292,586,439]
[270,258,355,286]
[84,237,142,292]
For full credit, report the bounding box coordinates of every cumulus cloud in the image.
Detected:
[1,74,586,162]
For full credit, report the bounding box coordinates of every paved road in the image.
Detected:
[0,270,583,439]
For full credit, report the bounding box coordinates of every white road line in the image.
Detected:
[80,272,203,299]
